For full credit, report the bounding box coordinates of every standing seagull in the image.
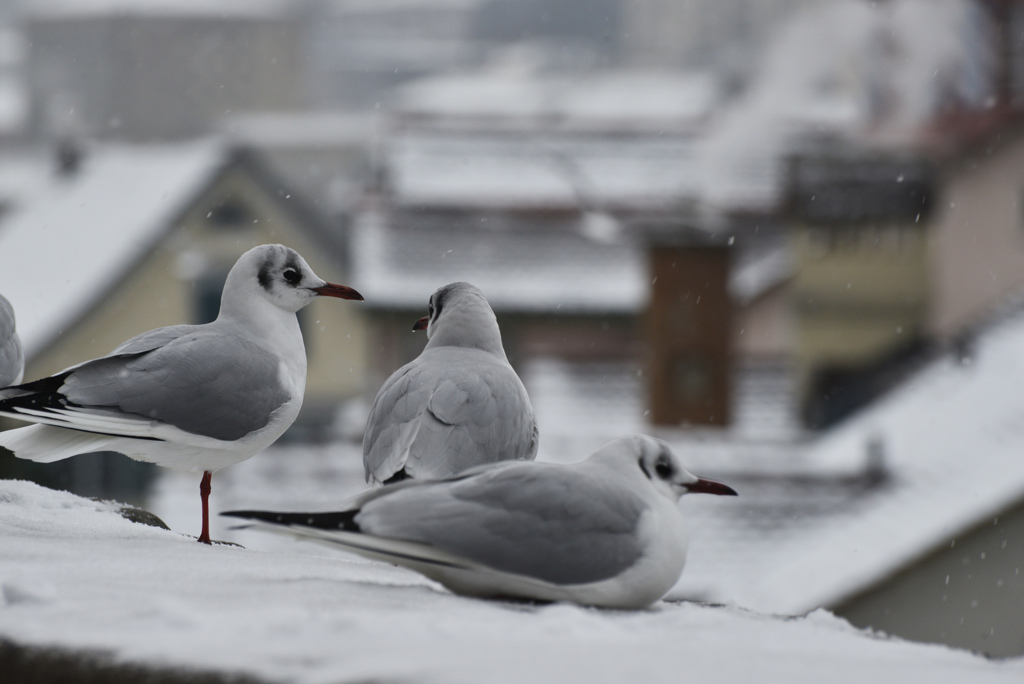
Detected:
[363,282,537,485]
[225,435,737,609]
[0,244,362,543]
[0,294,23,387]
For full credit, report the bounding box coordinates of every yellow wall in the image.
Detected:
[793,225,928,309]
[791,222,928,390]
[27,245,190,380]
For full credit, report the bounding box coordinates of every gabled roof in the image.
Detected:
[672,297,1024,614]
[0,140,345,361]
[0,140,229,358]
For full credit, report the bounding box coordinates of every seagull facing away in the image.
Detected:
[0,244,363,544]
[363,282,537,485]
[225,435,737,609]
[0,294,23,387]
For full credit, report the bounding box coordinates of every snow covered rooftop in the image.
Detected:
[0,140,228,358]
[387,132,699,212]
[221,111,376,149]
[349,211,647,313]
[666,299,1024,615]
[729,302,1024,613]
[394,70,718,131]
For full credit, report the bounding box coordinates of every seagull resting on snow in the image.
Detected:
[0,294,23,387]
[0,244,363,543]
[225,435,737,609]
[363,282,537,485]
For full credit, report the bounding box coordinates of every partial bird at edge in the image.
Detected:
[0,293,24,387]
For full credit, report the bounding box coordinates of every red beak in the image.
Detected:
[687,478,738,496]
[312,283,364,301]
[412,316,429,332]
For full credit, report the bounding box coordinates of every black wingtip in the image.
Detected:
[221,509,280,522]
[221,509,362,532]
[0,369,74,413]
[382,468,410,486]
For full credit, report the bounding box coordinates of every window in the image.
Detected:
[206,200,253,229]
[193,269,228,324]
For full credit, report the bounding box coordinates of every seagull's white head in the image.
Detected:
[596,435,738,503]
[222,244,363,316]
[413,282,505,356]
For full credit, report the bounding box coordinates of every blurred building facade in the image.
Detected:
[785,154,933,427]
[24,3,305,141]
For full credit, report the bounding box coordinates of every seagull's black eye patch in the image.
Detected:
[654,455,674,480]
[282,268,301,285]
[431,284,458,321]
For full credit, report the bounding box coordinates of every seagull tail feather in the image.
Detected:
[0,424,115,462]
[221,509,474,572]
[222,509,362,532]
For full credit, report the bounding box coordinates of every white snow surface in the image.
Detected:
[2,476,1022,683]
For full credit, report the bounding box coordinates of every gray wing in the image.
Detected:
[0,295,23,387]
[4,329,291,441]
[110,324,202,356]
[356,463,648,585]
[363,347,538,483]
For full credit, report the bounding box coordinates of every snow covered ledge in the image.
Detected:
[0,480,1019,683]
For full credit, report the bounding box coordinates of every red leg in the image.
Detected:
[198,471,212,544]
